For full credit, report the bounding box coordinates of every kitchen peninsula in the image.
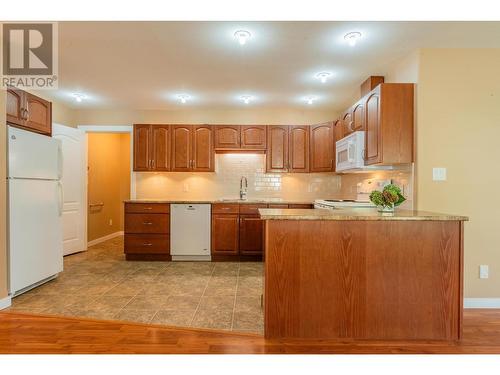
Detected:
[260,208,468,341]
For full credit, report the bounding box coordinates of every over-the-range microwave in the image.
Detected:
[335,131,395,172]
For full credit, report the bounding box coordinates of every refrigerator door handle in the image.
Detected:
[57,143,64,180]
[57,181,64,216]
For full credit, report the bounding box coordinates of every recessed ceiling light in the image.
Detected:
[344,31,362,47]
[305,96,317,105]
[315,71,332,84]
[240,95,253,104]
[70,93,87,103]
[176,94,191,104]
[234,30,251,45]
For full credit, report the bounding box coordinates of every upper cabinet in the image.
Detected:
[133,124,171,171]
[214,125,240,149]
[310,122,335,172]
[364,83,414,165]
[134,124,214,172]
[351,99,365,132]
[266,125,289,172]
[6,88,52,136]
[241,125,267,149]
[341,110,353,136]
[214,125,266,151]
[289,126,309,173]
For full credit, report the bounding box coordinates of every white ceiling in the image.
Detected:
[43,21,500,111]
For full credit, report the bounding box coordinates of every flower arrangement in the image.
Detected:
[369,184,406,212]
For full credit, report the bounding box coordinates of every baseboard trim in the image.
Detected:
[87,231,124,247]
[464,298,500,308]
[0,296,12,310]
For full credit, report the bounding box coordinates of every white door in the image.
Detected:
[52,124,87,255]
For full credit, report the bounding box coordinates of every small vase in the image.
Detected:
[377,205,395,213]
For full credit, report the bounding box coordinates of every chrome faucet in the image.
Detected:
[240,176,248,200]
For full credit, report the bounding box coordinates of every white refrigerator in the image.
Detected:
[7,126,64,296]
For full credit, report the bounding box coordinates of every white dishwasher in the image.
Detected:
[170,204,211,261]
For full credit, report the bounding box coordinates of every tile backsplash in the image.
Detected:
[135,154,413,206]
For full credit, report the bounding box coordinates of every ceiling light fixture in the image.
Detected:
[234,30,251,45]
[71,93,87,103]
[315,71,332,83]
[240,95,253,104]
[344,31,362,47]
[305,96,317,105]
[177,94,191,104]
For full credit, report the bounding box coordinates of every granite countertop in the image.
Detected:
[124,199,313,205]
[258,208,469,221]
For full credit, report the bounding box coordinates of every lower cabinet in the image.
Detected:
[124,202,171,261]
[239,215,264,255]
[211,214,240,255]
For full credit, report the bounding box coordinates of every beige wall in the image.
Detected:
[87,133,130,242]
[0,90,7,300]
[417,49,500,298]
[75,108,337,126]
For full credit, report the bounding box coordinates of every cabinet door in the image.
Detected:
[6,88,25,127]
[334,120,344,142]
[151,125,171,171]
[365,88,382,165]
[266,125,289,172]
[24,92,52,135]
[171,125,192,171]
[214,125,240,149]
[310,122,334,172]
[239,215,264,255]
[342,110,353,136]
[211,214,239,255]
[192,125,214,172]
[133,124,152,171]
[241,125,267,149]
[289,125,310,173]
[352,100,365,131]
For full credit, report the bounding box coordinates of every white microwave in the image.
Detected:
[335,131,366,172]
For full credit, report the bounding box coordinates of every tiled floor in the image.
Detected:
[8,236,264,334]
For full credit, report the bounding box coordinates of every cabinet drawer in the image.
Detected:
[125,203,170,214]
[125,213,170,234]
[289,204,313,209]
[239,204,268,215]
[212,203,239,214]
[124,234,170,254]
[267,204,289,209]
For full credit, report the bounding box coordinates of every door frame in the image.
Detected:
[77,125,136,247]
[53,123,88,254]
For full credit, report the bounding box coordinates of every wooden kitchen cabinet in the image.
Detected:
[289,125,310,173]
[266,125,289,172]
[341,109,353,136]
[133,124,171,171]
[124,202,170,261]
[214,125,240,149]
[310,122,335,172]
[171,124,214,172]
[239,215,264,255]
[6,88,52,136]
[334,120,344,142]
[352,99,365,132]
[364,83,414,165]
[241,125,267,149]
[211,214,240,256]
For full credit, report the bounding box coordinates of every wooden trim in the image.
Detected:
[125,253,171,261]
[87,231,124,247]
[215,149,265,154]
[0,296,12,310]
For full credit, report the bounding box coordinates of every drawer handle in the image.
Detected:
[221,207,230,210]
[143,222,153,225]
[142,243,153,246]
[143,207,153,210]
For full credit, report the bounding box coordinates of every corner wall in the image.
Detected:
[417,49,500,298]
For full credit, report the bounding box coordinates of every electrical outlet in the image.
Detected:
[479,265,489,279]
[109,219,113,226]
[183,183,189,192]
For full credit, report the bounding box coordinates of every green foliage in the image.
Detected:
[369,184,406,208]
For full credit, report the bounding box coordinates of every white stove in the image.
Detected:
[314,178,391,210]
[314,199,375,209]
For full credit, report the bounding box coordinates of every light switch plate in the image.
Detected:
[432,167,447,181]
[480,265,489,279]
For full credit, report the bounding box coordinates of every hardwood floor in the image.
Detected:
[1,309,500,353]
